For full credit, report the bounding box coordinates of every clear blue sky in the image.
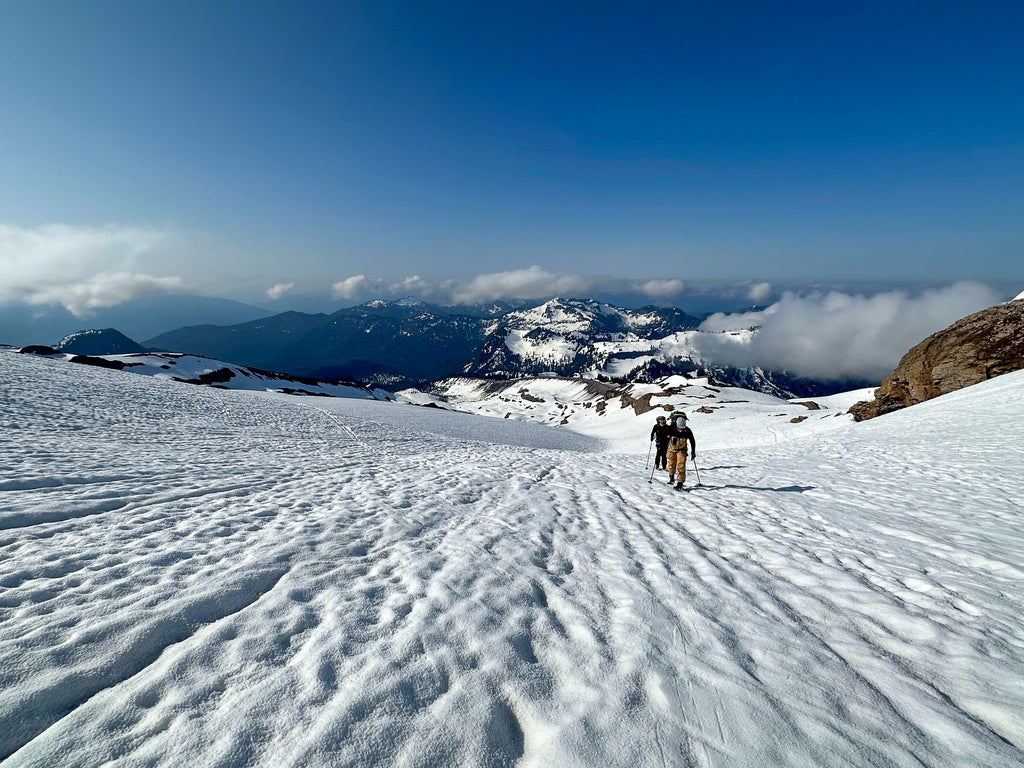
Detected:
[1,1,1022,307]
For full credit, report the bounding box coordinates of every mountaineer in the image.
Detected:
[650,415,670,471]
[665,412,697,491]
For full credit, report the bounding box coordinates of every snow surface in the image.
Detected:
[13,350,392,401]
[2,351,1023,767]
[504,329,579,364]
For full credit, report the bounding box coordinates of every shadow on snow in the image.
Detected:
[691,484,815,493]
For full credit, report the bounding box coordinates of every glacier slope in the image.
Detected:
[0,352,1022,767]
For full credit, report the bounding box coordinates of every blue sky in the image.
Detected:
[1,1,1022,311]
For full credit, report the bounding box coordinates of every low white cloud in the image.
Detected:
[386,268,685,304]
[747,281,772,303]
[387,274,459,299]
[636,279,685,298]
[266,282,295,300]
[0,223,189,316]
[328,266,689,305]
[391,275,431,294]
[694,282,1001,381]
[31,272,188,316]
[330,267,569,303]
[331,274,385,300]
[450,266,598,304]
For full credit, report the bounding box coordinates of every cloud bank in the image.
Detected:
[0,224,188,316]
[331,266,687,305]
[266,282,295,300]
[331,275,381,300]
[694,282,1001,381]
[747,281,772,303]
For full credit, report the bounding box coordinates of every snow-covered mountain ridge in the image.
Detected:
[1,349,1022,766]
[464,298,701,379]
[4,346,392,400]
[462,298,865,397]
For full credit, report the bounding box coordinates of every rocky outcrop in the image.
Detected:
[850,299,1024,421]
[57,329,146,355]
[17,345,60,356]
[69,355,129,371]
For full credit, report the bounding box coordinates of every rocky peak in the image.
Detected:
[503,298,632,336]
[57,328,146,356]
[850,299,1024,421]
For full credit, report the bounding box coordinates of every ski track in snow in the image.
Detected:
[1,352,1022,767]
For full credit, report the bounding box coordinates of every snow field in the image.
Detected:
[415,375,867,453]
[1,352,1022,767]
[30,350,393,400]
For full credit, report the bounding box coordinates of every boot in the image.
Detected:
[675,481,684,491]
[666,475,675,485]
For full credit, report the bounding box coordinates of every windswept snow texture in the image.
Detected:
[2,351,1023,767]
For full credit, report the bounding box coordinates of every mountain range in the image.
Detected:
[20,293,1021,422]
[146,299,501,388]
[1,294,875,397]
[144,297,866,397]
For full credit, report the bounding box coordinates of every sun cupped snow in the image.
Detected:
[1,349,1022,767]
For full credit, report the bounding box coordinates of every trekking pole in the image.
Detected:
[647,461,658,484]
[691,455,702,486]
[645,440,653,469]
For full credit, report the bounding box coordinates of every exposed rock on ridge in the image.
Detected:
[850,299,1024,421]
[58,328,146,355]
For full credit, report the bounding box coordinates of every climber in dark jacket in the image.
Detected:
[650,416,670,471]
[666,414,697,490]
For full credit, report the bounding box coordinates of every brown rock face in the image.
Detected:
[850,300,1024,421]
